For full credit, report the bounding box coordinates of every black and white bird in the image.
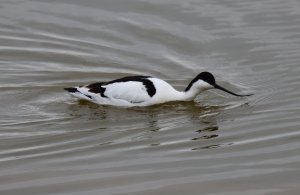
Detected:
[65,72,251,107]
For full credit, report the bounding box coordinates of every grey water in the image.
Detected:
[1,0,300,194]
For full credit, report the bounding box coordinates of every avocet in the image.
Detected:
[65,72,251,107]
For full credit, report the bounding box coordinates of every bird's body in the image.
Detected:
[65,72,251,107]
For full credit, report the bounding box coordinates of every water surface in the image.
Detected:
[1,0,300,194]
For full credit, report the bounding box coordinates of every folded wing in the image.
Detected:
[103,81,152,103]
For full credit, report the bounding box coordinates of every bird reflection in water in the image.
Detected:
[67,100,233,151]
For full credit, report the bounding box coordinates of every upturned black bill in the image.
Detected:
[214,84,253,97]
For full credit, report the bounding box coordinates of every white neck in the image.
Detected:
[176,88,202,101]
[168,85,207,102]
[148,78,211,105]
[175,79,214,101]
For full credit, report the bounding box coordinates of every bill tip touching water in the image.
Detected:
[65,72,253,107]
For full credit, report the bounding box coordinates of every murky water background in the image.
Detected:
[1,0,300,194]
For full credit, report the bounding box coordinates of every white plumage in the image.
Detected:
[103,81,151,103]
[65,72,251,107]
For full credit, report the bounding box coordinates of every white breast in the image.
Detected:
[144,78,183,104]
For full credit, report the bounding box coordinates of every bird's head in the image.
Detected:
[185,72,252,97]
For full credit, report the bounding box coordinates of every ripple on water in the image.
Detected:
[1,0,300,194]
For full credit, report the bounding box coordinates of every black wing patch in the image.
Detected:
[86,82,107,97]
[106,76,156,97]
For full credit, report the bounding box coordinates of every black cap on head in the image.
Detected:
[185,71,216,91]
[196,72,216,85]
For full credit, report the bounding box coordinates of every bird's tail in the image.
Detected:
[64,87,79,93]
[64,87,93,100]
